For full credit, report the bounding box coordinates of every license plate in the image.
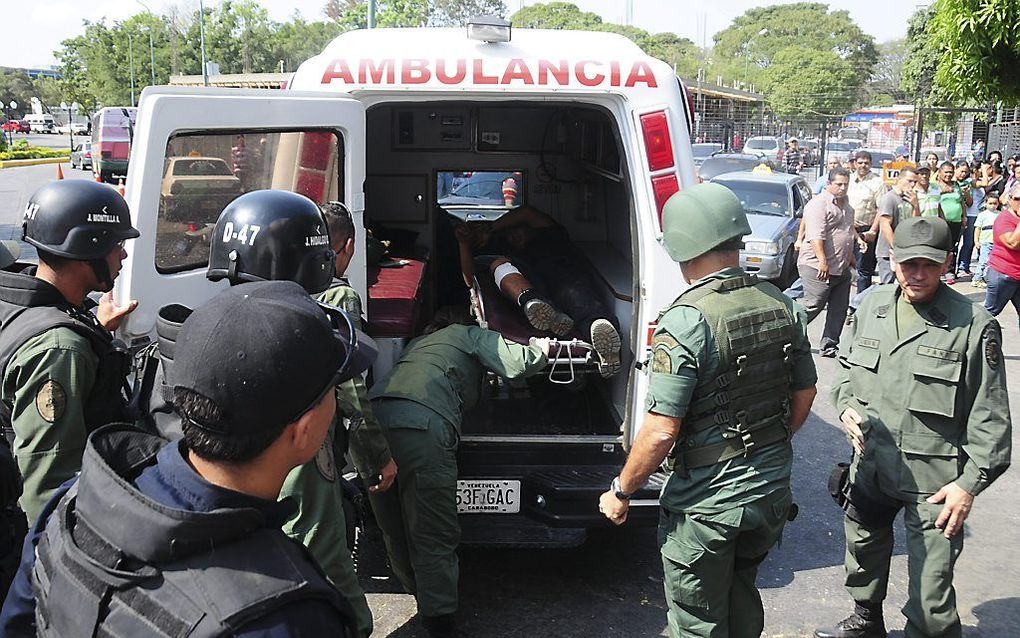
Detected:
[745,256,763,264]
[456,479,521,514]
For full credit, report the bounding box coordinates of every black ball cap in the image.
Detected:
[169,280,377,435]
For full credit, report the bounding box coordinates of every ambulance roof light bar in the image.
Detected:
[467,16,511,43]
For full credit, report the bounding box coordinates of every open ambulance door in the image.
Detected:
[115,87,366,345]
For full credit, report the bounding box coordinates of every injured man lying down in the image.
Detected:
[455,204,622,377]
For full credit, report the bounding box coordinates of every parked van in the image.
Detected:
[24,113,55,134]
[117,23,698,544]
[91,107,137,182]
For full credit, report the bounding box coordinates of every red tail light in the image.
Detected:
[187,223,198,232]
[640,111,674,171]
[652,174,680,226]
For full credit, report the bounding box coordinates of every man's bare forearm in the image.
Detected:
[619,413,682,494]
[789,386,817,435]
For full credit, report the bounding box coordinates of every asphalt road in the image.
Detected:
[0,163,1017,637]
[3,131,87,151]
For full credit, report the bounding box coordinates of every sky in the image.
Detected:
[1,0,928,69]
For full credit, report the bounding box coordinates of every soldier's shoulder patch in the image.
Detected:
[651,348,672,374]
[650,333,680,351]
[983,322,1002,368]
[315,431,337,482]
[35,380,66,423]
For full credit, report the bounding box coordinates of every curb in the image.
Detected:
[0,157,71,170]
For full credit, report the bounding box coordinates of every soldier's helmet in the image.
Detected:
[22,179,139,260]
[661,182,751,263]
[207,190,335,294]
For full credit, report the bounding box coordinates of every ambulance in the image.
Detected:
[117,18,697,545]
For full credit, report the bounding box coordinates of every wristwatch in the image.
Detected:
[611,476,632,501]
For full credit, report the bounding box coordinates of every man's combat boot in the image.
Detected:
[815,601,887,638]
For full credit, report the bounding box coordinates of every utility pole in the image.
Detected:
[368,0,376,28]
[199,0,209,86]
[128,32,136,107]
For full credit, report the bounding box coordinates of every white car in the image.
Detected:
[56,122,89,135]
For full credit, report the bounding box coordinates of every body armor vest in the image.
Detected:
[32,426,354,638]
[0,271,129,445]
[134,304,192,440]
[664,275,796,473]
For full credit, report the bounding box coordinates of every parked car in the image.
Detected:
[822,139,856,165]
[800,138,819,166]
[697,153,776,181]
[70,142,93,170]
[57,122,89,135]
[691,142,724,167]
[743,135,784,163]
[710,171,811,289]
[160,156,244,222]
[1,120,30,133]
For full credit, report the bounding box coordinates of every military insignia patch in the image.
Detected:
[650,333,680,351]
[315,432,337,482]
[35,380,66,423]
[651,348,672,373]
[983,324,1002,368]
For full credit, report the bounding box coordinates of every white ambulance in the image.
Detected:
[117,19,697,545]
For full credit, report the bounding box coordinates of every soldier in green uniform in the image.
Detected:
[815,216,1011,638]
[202,190,391,638]
[0,180,139,524]
[599,183,818,638]
[319,201,397,493]
[367,310,550,638]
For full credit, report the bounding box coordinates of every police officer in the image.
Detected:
[204,189,392,638]
[0,280,373,636]
[599,183,818,638]
[815,216,1011,638]
[367,307,550,638]
[0,180,139,525]
[0,239,25,600]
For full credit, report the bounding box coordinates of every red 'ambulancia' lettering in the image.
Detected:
[402,59,431,84]
[575,60,605,87]
[436,59,467,84]
[501,58,535,85]
[625,61,658,88]
[321,59,354,84]
[358,59,394,84]
[609,61,621,87]
[472,59,499,84]
[537,60,570,86]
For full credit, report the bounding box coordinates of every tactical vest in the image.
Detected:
[664,275,796,474]
[0,282,130,445]
[32,429,355,638]
[134,304,192,440]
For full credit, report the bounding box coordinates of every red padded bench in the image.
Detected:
[366,257,427,338]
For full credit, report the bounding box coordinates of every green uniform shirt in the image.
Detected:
[832,283,1011,498]
[318,282,392,480]
[644,268,817,515]
[3,327,98,522]
[368,324,547,430]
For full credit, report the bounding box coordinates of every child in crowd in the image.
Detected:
[973,194,1001,288]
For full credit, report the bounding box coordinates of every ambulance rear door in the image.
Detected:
[115,87,366,344]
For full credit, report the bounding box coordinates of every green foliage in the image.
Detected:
[927,0,1020,106]
[0,146,72,162]
[327,0,506,29]
[509,2,697,75]
[866,39,907,104]
[0,70,36,118]
[710,2,877,89]
[900,7,941,103]
[761,47,860,118]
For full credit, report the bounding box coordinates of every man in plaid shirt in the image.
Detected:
[785,138,804,174]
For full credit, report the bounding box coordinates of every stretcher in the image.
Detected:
[467,263,604,384]
[366,256,427,338]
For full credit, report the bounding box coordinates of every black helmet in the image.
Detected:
[23,179,139,260]
[207,190,335,294]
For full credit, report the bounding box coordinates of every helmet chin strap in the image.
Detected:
[89,259,114,292]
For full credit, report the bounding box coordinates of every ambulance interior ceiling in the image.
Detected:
[363,101,634,434]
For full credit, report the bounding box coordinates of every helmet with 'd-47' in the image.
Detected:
[207,190,336,295]
[22,179,140,289]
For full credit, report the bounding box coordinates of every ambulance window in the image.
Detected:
[155,130,344,274]
[436,171,523,219]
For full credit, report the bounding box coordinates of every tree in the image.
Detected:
[927,0,1020,105]
[0,71,36,118]
[900,7,940,104]
[325,0,505,29]
[866,39,907,104]
[509,3,698,76]
[272,13,343,73]
[711,3,877,88]
[761,47,861,118]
